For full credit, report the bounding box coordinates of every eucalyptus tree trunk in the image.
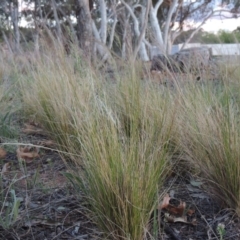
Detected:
[75,0,93,60]
[121,0,149,61]
[33,0,40,53]
[11,0,20,53]
[51,0,62,39]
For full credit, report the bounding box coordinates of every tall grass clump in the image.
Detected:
[19,41,179,239]
[19,43,98,155]
[71,71,178,239]
[0,52,20,139]
[177,79,240,216]
[0,49,21,230]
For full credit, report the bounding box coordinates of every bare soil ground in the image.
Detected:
[0,121,240,240]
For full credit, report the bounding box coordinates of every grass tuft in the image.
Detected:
[19,48,178,239]
[178,80,240,215]
[16,40,240,238]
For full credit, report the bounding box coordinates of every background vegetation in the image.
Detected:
[0,38,239,239]
[201,29,240,43]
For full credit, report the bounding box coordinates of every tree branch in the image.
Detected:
[121,13,131,59]
[51,0,62,39]
[153,0,164,16]
[163,0,178,53]
[133,0,151,62]
[121,0,140,37]
[149,2,164,52]
[99,0,107,43]
[180,9,228,50]
[108,0,118,49]
[121,0,149,61]
[92,21,109,62]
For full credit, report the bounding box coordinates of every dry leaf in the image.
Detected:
[0,148,7,159]
[28,120,41,127]
[16,146,39,163]
[38,140,55,147]
[150,70,162,83]
[190,180,203,187]
[164,213,197,226]
[1,162,11,176]
[187,208,195,216]
[160,194,171,209]
[167,201,186,216]
[160,194,194,217]
[22,123,45,135]
[164,213,175,223]
[172,216,188,224]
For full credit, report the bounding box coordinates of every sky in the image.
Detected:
[201,18,240,32]
[190,0,240,32]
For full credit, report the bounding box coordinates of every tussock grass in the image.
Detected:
[19,46,179,239]
[74,74,178,239]
[15,39,240,238]
[0,53,21,230]
[178,80,240,215]
[19,47,97,154]
[0,57,19,139]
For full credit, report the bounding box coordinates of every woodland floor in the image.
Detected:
[0,120,240,240]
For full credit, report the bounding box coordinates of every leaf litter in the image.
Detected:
[159,193,196,226]
[155,176,240,240]
[0,147,7,159]
[0,122,101,240]
[16,146,39,163]
[22,122,47,136]
[0,122,240,239]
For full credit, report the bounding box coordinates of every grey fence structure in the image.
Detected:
[150,43,240,59]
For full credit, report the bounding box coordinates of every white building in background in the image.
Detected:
[150,43,240,59]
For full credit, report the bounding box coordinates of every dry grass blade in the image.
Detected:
[0,148,7,159]
[19,52,179,239]
[178,82,240,216]
[22,123,46,135]
[16,39,240,239]
[16,146,39,163]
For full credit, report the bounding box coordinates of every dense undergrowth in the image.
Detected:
[0,41,240,239]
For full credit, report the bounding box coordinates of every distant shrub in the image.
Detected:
[201,30,240,43]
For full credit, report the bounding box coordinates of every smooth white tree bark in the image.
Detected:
[163,0,178,54]
[92,21,109,62]
[121,0,149,61]
[121,13,131,59]
[149,0,164,52]
[51,0,62,39]
[76,0,93,59]
[76,0,221,61]
[11,1,20,53]
[99,0,107,44]
[132,0,151,62]
[108,0,118,49]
